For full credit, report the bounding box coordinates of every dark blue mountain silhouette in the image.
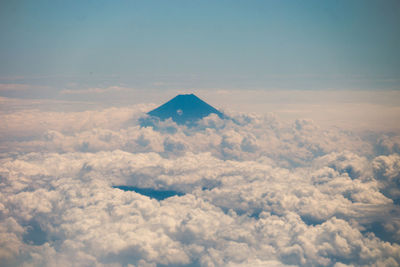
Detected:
[147,94,224,125]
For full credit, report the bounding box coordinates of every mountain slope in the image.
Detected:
[147,94,224,125]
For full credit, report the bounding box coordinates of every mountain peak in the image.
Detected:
[147,94,224,125]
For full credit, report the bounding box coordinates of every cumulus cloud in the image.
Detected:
[373,154,400,200]
[0,104,151,146]
[0,99,399,266]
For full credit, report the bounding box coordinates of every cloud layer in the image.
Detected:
[0,99,399,266]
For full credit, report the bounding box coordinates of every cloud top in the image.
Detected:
[0,100,399,266]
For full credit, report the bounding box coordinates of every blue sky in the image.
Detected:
[0,0,399,91]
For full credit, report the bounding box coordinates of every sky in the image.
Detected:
[0,0,400,91]
[1,0,400,132]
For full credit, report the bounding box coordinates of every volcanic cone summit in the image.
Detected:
[147,94,224,125]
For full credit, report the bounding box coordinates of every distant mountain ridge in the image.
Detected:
[147,94,224,125]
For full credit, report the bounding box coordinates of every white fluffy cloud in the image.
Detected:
[0,99,399,267]
[373,154,400,199]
